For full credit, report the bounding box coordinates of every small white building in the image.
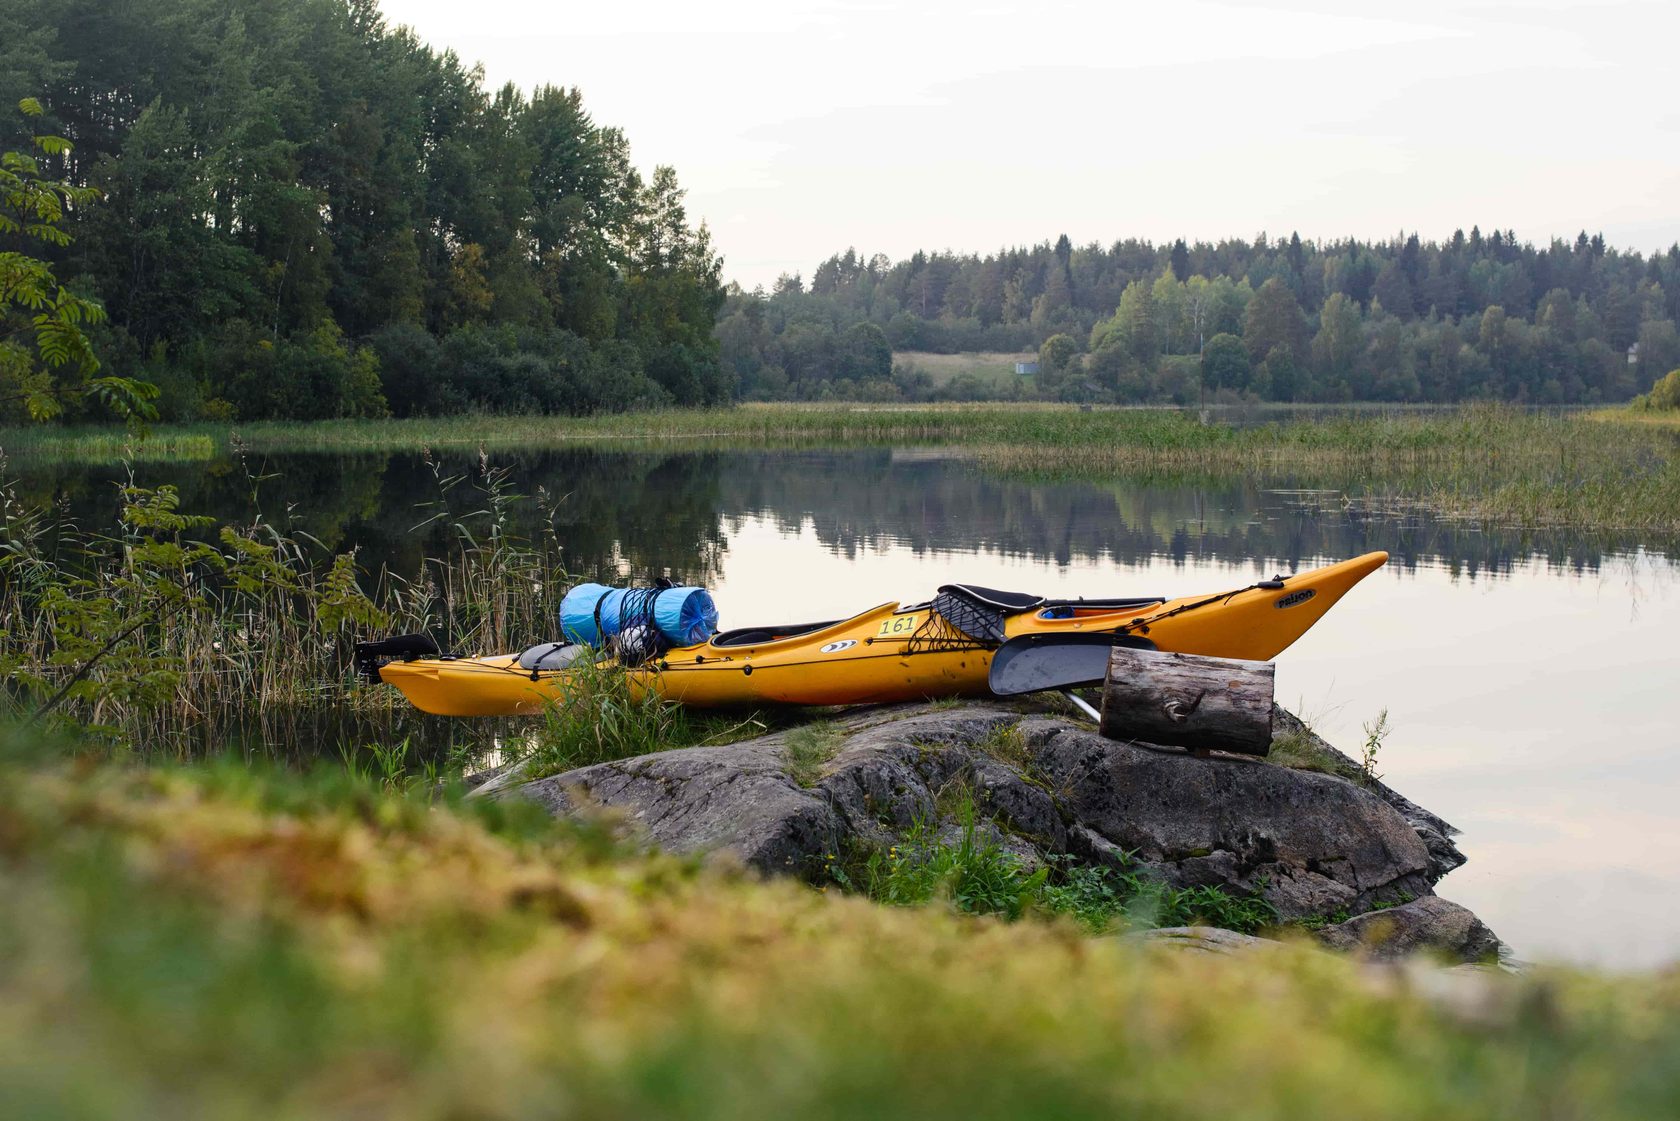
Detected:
[1015,360,1040,376]
[1628,342,1641,365]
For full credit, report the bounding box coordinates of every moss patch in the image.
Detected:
[6,745,1680,1119]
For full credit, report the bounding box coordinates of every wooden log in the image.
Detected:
[1099,647,1275,756]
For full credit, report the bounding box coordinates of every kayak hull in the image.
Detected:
[379,551,1388,717]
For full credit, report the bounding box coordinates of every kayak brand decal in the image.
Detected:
[877,614,922,638]
[1274,588,1317,610]
[819,639,859,654]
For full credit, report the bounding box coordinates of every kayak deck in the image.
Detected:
[378,551,1388,717]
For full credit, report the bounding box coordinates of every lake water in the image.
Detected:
[18,445,1679,968]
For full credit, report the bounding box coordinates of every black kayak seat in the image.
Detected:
[711,619,843,648]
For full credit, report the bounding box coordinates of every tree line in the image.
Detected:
[721,231,1680,404]
[7,0,1678,420]
[0,0,725,423]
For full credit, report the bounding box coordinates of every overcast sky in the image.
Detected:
[378,0,1678,289]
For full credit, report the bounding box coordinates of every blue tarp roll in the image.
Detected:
[559,583,719,648]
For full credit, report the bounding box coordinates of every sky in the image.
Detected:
[377,0,1680,290]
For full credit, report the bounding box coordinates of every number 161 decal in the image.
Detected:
[876,614,922,638]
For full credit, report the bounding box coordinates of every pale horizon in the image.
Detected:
[376,0,1675,289]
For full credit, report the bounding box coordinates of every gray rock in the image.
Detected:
[1413,824,1469,882]
[498,700,1490,944]
[503,705,1056,878]
[510,739,843,877]
[1270,706,1468,882]
[1315,896,1502,963]
[1021,717,1435,920]
[1122,926,1284,956]
[464,755,534,800]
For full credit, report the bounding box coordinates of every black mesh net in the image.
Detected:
[604,586,668,666]
[903,589,1007,655]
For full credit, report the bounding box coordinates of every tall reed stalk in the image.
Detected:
[0,448,566,757]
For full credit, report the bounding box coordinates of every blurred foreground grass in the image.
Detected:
[4,732,1680,1120]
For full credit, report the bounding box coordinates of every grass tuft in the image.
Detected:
[784,721,844,787]
[526,656,767,779]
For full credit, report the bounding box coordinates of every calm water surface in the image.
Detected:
[19,446,1679,968]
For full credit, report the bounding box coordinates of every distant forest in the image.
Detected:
[1,0,725,423]
[4,0,1678,422]
[722,233,1680,405]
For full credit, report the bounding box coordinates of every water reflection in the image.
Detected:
[18,446,1666,583]
[17,446,1680,967]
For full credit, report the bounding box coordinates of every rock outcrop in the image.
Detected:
[1315,897,1502,962]
[495,701,1499,961]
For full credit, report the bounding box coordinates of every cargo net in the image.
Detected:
[603,585,668,666]
[904,588,1008,655]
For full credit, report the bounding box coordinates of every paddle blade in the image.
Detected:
[987,633,1155,696]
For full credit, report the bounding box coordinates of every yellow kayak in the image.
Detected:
[369,552,1387,717]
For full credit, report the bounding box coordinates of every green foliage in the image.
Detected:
[1200,331,1250,393]
[1037,333,1080,395]
[838,792,1048,921]
[1634,367,1680,410]
[1,100,155,425]
[1360,708,1391,786]
[0,448,565,752]
[15,5,722,422]
[836,785,1275,934]
[1039,863,1279,935]
[525,655,766,780]
[728,226,1680,405]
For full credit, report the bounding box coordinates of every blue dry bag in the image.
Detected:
[559,583,719,648]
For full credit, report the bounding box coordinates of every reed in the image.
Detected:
[0,449,565,758]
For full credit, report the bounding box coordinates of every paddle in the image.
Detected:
[987,633,1157,697]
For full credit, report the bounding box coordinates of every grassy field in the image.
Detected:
[5,739,1680,1120]
[1585,405,1680,427]
[6,403,1678,536]
[894,350,1036,392]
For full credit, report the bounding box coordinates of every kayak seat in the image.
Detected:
[711,619,843,648]
[936,585,1044,614]
[923,585,1045,647]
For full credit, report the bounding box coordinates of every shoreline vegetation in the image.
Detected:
[5,402,1677,535]
[5,740,1680,1119]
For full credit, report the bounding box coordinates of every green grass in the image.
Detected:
[526,657,769,779]
[894,350,1035,392]
[784,721,845,787]
[971,720,1031,769]
[835,784,1275,934]
[8,738,1680,1119]
[1268,728,1360,778]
